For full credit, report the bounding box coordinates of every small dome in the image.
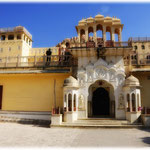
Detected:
[105,16,112,20]
[79,18,86,23]
[87,16,94,20]
[87,17,94,23]
[64,76,79,88]
[95,14,104,18]
[78,19,86,26]
[125,75,140,86]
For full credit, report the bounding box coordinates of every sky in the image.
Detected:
[0,3,150,47]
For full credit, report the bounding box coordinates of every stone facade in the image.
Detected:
[0,13,150,125]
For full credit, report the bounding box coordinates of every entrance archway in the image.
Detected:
[88,80,115,118]
[92,87,110,116]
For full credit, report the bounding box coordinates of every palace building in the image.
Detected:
[0,14,150,126]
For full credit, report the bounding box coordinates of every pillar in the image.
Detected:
[5,34,8,41]
[103,25,106,43]
[135,93,138,112]
[66,94,68,112]
[118,27,122,42]
[21,34,24,40]
[14,34,17,40]
[85,26,88,42]
[72,93,74,112]
[111,27,115,42]
[78,30,81,43]
[139,92,141,107]
[130,94,132,112]
[125,94,128,111]
[93,25,97,46]
[76,94,78,112]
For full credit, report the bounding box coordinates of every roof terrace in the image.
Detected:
[0,26,32,39]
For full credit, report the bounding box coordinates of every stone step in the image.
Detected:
[51,124,144,128]
[51,118,143,128]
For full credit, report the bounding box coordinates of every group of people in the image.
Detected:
[45,47,72,66]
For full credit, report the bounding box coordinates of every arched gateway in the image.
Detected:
[88,80,115,117]
[92,87,110,116]
[63,58,129,122]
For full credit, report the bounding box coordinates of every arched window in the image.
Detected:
[74,94,76,111]
[88,27,94,41]
[134,45,138,50]
[114,28,119,42]
[68,93,72,111]
[146,55,150,59]
[17,34,21,40]
[66,42,70,48]
[142,45,145,49]
[106,26,111,41]
[127,94,130,112]
[1,35,5,41]
[134,55,137,59]
[8,35,14,40]
[132,93,136,111]
[64,94,67,112]
[96,24,103,38]
[131,55,134,59]
[80,29,85,42]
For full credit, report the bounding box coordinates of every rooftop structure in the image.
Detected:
[0,26,32,40]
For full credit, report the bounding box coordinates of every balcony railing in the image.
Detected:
[0,55,77,68]
[129,37,150,42]
[85,41,132,48]
[124,53,150,66]
[105,41,132,47]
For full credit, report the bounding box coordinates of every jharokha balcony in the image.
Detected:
[0,55,77,70]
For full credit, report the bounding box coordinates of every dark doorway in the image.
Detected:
[0,86,3,109]
[92,87,110,116]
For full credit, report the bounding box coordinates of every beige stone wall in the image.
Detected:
[133,72,150,108]
[29,47,59,56]
[132,42,150,54]
[0,32,32,60]
[0,40,22,57]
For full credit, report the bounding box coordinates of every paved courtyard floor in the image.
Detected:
[0,122,150,148]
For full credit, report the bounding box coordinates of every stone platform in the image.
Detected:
[51,118,144,128]
[0,111,51,126]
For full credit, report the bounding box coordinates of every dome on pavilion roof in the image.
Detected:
[95,14,104,18]
[105,16,112,20]
[64,76,79,88]
[87,16,94,23]
[125,75,140,86]
[78,18,86,26]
